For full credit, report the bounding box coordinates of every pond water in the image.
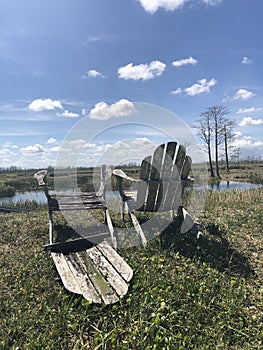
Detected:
[0,181,262,208]
[194,181,263,192]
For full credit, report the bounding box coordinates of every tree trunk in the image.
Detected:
[224,127,230,173]
[215,121,220,178]
[208,143,214,177]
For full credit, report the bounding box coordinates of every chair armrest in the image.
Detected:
[34,170,50,199]
[112,169,138,182]
[34,170,48,186]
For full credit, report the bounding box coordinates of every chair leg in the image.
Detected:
[126,203,147,246]
[121,200,125,221]
[48,210,53,245]
[105,209,117,249]
[177,206,203,238]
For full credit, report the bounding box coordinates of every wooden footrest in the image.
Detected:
[50,241,133,304]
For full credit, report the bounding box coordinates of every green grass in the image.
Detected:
[0,188,262,349]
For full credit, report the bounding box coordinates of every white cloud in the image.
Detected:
[89,99,136,120]
[185,78,217,96]
[66,140,96,150]
[236,107,262,114]
[48,146,62,153]
[172,56,198,67]
[46,137,57,144]
[239,117,263,127]
[83,35,105,45]
[57,110,79,118]
[28,98,63,112]
[118,60,166,81]
[20,144,45,156]
[0,148,15,157]
[2,142,12,148]
[170,87,182,95]
[202,0,222,5]
[81,108,88,116]
[233,89,255,100]
[138,0,221,13]
[231,133,263,158]
[242,56,251,64]
[86,69,105,78]
[79,138,156,167]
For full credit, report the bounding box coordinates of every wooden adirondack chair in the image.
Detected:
[34,165,133,304]
[113,141,201,245]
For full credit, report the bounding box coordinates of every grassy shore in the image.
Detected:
[0,187,262,349]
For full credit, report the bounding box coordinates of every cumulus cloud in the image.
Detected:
[62,140,96,151]
[185,78,217,96]
[233,89,255,100]
[0,148,16,157]
[172,56,198,67]
[85,69,105,78]
[138,0,222,13]
[48,146,62,152]
[242,56,251,64]
[236,107,262,114]
[81,138,156,167]
[231,132,263,158]
[57,110,79,118]
[46,137,57,144]
[89,99,136,120]
[170,87,182,95]
[118,60,166,81]
[28,98,63,112]
[20,144,45,156]
[239,117,263,127]
[2,142,13,148]
[202,0,222,5]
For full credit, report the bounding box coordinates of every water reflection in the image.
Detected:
[197,181,263,192]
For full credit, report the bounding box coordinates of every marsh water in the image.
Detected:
[0,181,262,209]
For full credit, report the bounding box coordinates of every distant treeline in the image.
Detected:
[0,157,262,174]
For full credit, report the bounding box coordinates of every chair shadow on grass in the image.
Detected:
[160,216,256,279]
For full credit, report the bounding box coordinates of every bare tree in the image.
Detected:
[193,110,215,177]
[222,118,237,173]
[194,105,235,178]
[208,106,230,178]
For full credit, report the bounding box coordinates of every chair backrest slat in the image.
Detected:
[136,142,192,213]
[136,156,152,211]
[145,144,165,212]
[156,142,177,211]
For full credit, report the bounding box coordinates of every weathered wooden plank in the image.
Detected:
[157,142,177,211]
[78,251,119,304]
[145,144,165,212]
[175,145,186,175]
[96,241,133,282]
[51,252,82,295]
[181,155,192,179]
[136,156,151,211]
[50,203,106,211]
[64,253,102,303]
[86,246,129,298]
[56,196,105,204]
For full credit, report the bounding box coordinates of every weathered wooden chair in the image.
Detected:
[113,141,201,245]
[34,165,133,304]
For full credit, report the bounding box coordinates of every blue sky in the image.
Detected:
[0,0,262,168]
